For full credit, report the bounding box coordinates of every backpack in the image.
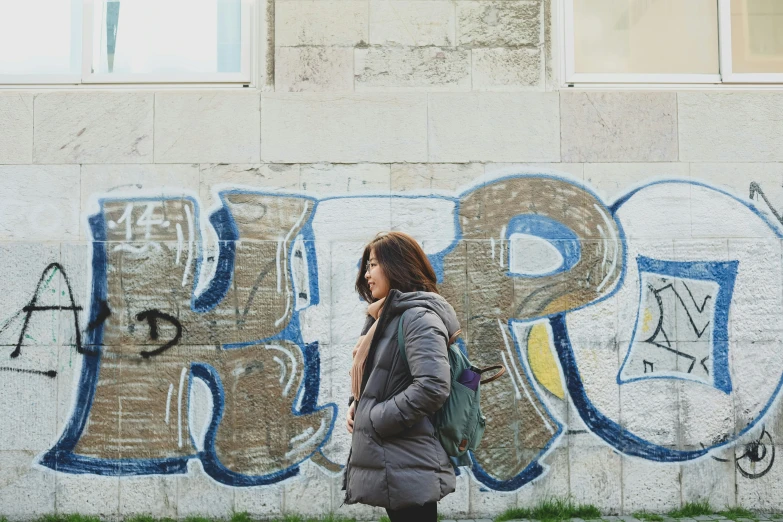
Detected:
[397,310,505,466]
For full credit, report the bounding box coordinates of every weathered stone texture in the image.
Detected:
[34,92,153,164]
[485,161,584,182]
[468,474,517,518]
[620,381,679,446]
[680,447,736,509]
[679,92,783,162]
[261,93,427,162]
[0,349,57,451]
[561,92,679,162]
[119,476,178,518]
[80,163,200,217]
[0,165,80,240]
[275,1,369,46]
[235,484,283,518]
[55,475,120,517]
[517,448,570,506]
[154,92,261,163]
[622,460,681,513]
[200,163,302,207]
[301,163,391,195]
[428,92,559,161]
[390,163,484,192]
[0,452,55,517]
[569,446,622,513]
[275,47,354,92]
[282,461,333,515]
[543,0,554,90]
[177,464,235,518]
[355,47,471,91]
[457,0,542,47]
[0,93,33,164]
[584,162,689,203]
[472,47,542,90]
[690,162,783,201]
[437,470,471,518]
[369,0,456,46]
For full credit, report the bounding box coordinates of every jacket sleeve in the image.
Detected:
[369,309,451,438]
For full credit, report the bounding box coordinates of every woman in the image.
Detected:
[342,231,459,522]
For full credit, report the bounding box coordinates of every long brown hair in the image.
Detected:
[355,231,439,302]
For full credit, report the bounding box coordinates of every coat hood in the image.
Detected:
[385,289,462,344]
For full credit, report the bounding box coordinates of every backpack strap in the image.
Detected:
[399,309,506,388]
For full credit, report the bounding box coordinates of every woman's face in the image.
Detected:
[365,248,390,300]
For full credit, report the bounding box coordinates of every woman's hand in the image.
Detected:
[346,402,356,434]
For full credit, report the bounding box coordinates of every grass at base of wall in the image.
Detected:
[667,502,759,521]
[1,505,775,522]
[378,513,443,522]
[23,515,362,522]
[42,516,104,522]
[718,507,758,521]
[495,498,601,522]
[667,501,714,518]
[496,499,771,522]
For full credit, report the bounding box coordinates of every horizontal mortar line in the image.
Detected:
[275,44,542,50]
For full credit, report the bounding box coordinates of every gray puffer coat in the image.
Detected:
[343,289,459,510]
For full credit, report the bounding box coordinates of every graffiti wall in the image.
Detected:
[2,170,783,518]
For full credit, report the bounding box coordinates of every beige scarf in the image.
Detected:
[350,297,385,401]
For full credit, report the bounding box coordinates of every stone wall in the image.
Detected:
[2,0,783,519]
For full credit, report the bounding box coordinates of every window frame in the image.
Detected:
[0,0,255,87]
[717,0,783,83]
[561,0,783,86]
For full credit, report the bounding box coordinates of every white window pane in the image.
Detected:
[731,0,783,73]
[573,0,719,74]
[0,0,81,75]
[92,0,242,75]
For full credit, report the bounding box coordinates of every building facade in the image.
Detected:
[1,0,783,518]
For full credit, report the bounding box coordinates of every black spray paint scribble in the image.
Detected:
[0,262,184,376]
[0,366,58,378]
[644,281,713,374]
[135,309,183,358]
[8,263,82,358]
[707,425,776,479]
[87,299,112,333]
[736,426,776,479]
[0,263,111,378]
[750,182,783,225]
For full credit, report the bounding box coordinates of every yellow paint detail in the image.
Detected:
[527,323,565,399]
[641,308,653,333]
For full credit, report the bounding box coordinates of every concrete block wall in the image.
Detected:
[272,0,548,93]
[2,1,783,519]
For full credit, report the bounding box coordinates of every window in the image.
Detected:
[0,0,252,85]
[720,0,783,81]
[0,1,82,81]
[563,0,783,84]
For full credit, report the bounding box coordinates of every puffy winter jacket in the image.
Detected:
[343,289,460,510]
